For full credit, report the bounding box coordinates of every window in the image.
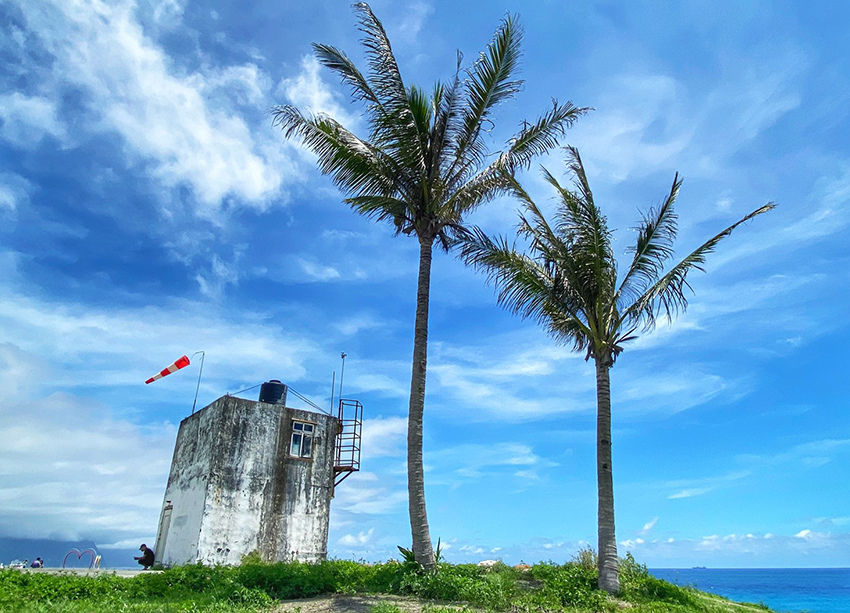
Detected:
[290,421,314,458]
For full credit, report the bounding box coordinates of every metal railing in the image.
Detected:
[334,398,362,486]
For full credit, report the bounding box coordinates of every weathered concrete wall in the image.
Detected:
[156,396,340,566]
[262,408,338,562]
[158,412,211,566]
[195,397,280,565]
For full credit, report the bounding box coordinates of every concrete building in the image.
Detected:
[153,382,361,566]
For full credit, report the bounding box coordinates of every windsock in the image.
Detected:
[145,355,190,384]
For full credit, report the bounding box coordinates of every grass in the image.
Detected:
[0,553,776,613]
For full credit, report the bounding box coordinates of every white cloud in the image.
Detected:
[459,545,485,555]
[571,50,803,185]
[745,164,850,251]
[620,537,645,548]
[338,528,375,546]
[428,328,751,421]
[617,369,734,416]
[660,470,751,501]
[668,488,711,500]
[428,340,594,421]
[0,342,49,402]
[737,438,850,471]
[0,284,405,543]
[194,253,242,299]
[0,391,175,543]
[0,288,322,394]
[0,92,68,147]
[428,442,557,489]
[298,258,342,281]
[0,172,33,211]
[331,472,407,515]
[278,55,357,128]
[360,416,407,460]
[12,0,289,215]
[727,62,803,142]
[350,372,408,398]
[642,517,659,533]
[397,2,433,41]
[333,313,384,336]
[814,516,850,528]
[571,74,693,183]
[197,63,271,108]
[149,0,186,25]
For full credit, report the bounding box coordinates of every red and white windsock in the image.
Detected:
[145,355,191,384]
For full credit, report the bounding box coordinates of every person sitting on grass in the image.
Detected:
[134,544,155,570]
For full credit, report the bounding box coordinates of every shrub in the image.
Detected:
[527,562,606,610]
[619,553,698,607]
[572,546,598,571]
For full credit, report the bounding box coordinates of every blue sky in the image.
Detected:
[1,0,848,569]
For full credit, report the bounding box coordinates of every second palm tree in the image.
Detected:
[460,147,774,592]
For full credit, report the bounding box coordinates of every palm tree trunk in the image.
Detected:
[595,357,620,594]
[408,235,436,570]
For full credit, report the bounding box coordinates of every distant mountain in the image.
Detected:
[0,537,140,569]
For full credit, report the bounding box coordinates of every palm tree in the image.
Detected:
[271,3,586,569]
[459,146,774,593]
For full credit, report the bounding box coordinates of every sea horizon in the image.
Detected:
[650,567,850,613]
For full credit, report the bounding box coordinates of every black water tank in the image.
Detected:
[259,380,288,405]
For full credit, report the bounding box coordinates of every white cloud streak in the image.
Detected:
[0,391,175,543]
[11,0,290,216]
[0,92,68,147]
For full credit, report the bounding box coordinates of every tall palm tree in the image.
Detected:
[459,146,774,593]
[271,3,586,569]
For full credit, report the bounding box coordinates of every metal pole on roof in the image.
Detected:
[330,370,336,413]
[339,352,347,402]
[191,351,205,414]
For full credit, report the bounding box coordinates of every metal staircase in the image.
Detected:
[333,398,362,486]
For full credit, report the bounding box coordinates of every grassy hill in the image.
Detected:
[0,555,776,613]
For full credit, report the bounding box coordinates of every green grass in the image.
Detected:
[0,555,777,613]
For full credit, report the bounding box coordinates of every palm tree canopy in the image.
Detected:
[272,3,587,249]
[460,146,775,365]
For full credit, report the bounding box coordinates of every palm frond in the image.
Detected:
[561,146,597,222]
[451,13,523,172]
[500,101,589,172]
[431,74,462,180]
[458,226,592,350]
[405,84,433,173]
[552,148,618,330]
[620,202,776,330]
[344,195,411,233]
[510,174,564,251]
[441,160,512,221]
[353,3,409,117]
[505,177,599,328]
[312,43,379,107]
[545,304,594,353]
[616,173,682,307]
[271,105,396,196]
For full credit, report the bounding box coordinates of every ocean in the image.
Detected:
[650,568,850,613]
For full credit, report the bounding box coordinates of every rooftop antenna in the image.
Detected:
[339,352,347,401]
[329,370,336,413]
[191,351,205,414]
